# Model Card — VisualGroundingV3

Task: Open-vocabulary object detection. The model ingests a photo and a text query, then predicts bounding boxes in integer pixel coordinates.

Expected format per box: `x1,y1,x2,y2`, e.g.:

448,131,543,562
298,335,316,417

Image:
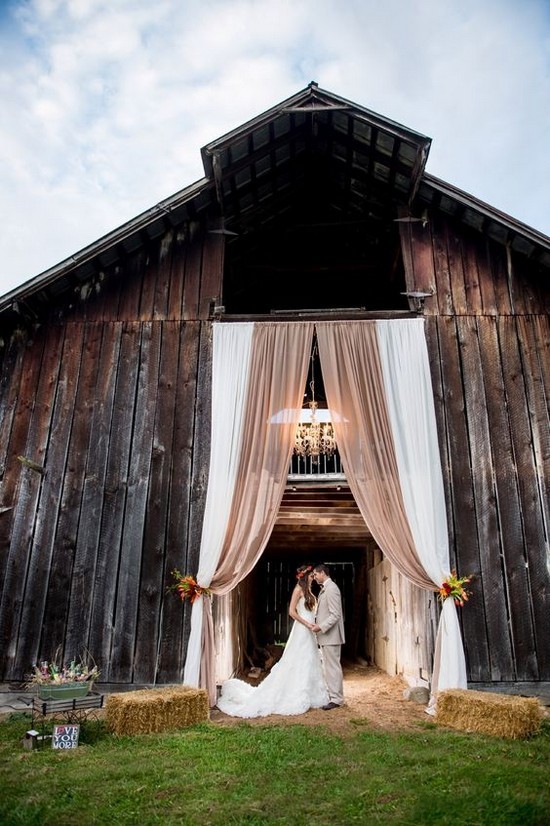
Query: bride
216,565,329,717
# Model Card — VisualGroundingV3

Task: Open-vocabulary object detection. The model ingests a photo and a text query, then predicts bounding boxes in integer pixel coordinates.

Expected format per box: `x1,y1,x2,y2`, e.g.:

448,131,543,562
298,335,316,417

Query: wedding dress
216,597,329,717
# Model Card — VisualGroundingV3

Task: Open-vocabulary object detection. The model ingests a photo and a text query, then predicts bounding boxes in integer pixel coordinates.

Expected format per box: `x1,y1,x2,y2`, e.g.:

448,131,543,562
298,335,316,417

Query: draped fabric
315,321,430,588
376,319,466,707
183,322,314,704
183,323,253,689
183,317,466,711
316,319,466,709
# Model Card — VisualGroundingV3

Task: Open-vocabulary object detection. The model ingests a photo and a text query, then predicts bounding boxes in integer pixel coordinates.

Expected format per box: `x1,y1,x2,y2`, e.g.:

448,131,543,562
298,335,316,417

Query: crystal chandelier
294,344,336,460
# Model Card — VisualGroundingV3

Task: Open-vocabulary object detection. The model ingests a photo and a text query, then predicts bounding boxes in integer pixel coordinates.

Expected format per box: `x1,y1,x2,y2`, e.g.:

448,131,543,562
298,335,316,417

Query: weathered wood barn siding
401,213,550,686
1,205,548,691
0,227,222,684
0,82,549,694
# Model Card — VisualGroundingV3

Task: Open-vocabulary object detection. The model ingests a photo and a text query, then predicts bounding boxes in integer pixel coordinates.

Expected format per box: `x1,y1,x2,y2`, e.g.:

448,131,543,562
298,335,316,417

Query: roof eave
418,173,550,258
0,176,214,312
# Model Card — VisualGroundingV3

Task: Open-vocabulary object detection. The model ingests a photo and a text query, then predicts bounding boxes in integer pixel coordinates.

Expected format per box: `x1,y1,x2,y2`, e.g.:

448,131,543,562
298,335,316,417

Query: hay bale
105,685,209,735
436,688,543,739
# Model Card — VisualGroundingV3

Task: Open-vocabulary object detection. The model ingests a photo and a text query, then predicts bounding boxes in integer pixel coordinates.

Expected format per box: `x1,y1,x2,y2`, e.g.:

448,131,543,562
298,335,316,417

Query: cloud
0,0,548,296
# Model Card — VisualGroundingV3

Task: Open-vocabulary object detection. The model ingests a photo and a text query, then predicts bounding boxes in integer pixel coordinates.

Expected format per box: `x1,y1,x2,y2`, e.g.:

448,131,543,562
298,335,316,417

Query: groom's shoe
322,702,340,710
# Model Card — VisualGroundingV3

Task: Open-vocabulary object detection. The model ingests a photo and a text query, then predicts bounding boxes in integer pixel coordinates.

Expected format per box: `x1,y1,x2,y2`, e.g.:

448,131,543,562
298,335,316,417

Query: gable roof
1,82,549,322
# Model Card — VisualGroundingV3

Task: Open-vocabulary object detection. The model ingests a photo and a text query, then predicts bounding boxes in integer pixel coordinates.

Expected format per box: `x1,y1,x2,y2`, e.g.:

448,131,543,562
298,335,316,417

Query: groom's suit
315,577,345,705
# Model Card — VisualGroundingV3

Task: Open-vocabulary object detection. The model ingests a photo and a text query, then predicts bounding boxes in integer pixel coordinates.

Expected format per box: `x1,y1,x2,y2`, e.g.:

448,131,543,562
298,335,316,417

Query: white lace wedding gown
216,597,329,717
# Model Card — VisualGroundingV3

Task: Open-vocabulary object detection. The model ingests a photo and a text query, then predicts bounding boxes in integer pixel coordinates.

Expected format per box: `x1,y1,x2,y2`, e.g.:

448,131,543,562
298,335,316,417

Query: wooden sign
52,724,80,749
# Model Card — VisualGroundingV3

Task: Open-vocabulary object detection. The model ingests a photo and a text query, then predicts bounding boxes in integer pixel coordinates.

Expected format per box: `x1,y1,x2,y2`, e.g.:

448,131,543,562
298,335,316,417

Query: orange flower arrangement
439,571,473,607
169,570,212,603
296,565,312,580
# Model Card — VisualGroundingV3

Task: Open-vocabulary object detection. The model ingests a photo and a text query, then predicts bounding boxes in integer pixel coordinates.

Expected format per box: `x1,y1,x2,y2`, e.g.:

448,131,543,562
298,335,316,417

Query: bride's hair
296,565,316,611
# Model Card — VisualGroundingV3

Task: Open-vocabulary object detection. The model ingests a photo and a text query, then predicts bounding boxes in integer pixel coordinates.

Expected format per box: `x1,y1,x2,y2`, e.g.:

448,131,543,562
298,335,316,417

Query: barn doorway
225,535,436,689
234,552,362,675
207,325,440,696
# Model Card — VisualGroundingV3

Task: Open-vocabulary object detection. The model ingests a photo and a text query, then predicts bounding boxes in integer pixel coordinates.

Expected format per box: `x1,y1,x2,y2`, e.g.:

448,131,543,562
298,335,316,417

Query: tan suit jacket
315,578,345,645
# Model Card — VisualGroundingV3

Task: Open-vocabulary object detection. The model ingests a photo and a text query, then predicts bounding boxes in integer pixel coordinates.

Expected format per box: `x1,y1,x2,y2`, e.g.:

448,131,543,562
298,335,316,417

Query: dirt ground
209,663,432,735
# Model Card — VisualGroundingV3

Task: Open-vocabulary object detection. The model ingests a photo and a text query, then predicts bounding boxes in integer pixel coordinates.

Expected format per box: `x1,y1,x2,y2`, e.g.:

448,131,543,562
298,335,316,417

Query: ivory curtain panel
183,319,466,709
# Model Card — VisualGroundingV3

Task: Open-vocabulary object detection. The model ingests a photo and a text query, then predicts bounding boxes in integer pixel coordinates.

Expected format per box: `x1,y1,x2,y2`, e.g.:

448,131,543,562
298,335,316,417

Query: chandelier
294,344,336,460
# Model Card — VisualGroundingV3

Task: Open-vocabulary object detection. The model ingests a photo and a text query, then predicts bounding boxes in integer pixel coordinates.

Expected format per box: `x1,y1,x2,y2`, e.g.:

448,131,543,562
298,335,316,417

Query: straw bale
105,685,209,735
436,688,543,739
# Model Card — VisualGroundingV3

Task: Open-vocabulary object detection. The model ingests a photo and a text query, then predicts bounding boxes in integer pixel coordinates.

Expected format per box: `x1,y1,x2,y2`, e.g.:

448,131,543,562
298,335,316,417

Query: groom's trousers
320,644,344,705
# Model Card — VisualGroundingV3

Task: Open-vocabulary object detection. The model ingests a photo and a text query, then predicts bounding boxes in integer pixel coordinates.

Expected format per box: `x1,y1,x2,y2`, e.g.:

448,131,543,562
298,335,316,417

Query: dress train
216,597,329,717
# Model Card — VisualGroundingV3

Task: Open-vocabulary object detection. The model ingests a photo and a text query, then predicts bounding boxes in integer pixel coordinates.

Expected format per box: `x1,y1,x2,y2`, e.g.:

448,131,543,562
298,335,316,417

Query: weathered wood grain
480,316,537,678
133,321,180,684
437,316,490,681
1,324,66,679
109,321,161,682
501,316,550,677
65,322,123,659
45,322,103,657
88,322,142,682
156,321,201,683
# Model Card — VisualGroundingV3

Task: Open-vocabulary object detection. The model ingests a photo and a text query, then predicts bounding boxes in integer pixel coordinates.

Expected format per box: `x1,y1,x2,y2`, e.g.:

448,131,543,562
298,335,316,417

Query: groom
311,563,345,710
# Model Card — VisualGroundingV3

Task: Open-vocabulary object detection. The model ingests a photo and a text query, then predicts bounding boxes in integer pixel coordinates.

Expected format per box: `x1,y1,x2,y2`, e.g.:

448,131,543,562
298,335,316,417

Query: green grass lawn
0,712,548,825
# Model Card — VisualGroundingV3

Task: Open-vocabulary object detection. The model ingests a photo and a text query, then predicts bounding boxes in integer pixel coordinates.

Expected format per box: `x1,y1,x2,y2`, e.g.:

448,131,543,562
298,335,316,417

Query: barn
0,83,549,704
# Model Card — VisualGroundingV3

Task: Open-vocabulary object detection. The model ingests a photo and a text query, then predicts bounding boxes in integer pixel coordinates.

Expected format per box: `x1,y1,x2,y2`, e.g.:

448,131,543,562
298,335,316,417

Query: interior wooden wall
367,558,436,686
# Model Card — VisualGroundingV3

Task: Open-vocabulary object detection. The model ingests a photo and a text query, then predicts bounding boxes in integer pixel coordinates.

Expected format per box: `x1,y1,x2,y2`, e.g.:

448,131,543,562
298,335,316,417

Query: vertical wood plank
501,316,550,677
0,331,48,678
182,230,203,321
489,241,513,316
199,231,224,318
17,322,85,674
0,337,26,481
479,317,537,678
117,250,146,321
458,316,514,679
138,245,158,321
437,316,491,680
400,217,437,313
156,321,201,682
167,229,187,320
153,232,175,320
461,232,483,314
65,322,123,658
0,337,30,596
431,216,453,316
445,221,468,315
475,236,498,315
187,321,213,574
133,321,180,683
83,263,123,323
45,322,104,656
0,324,66,678
110,321,161,681
88,322,141,681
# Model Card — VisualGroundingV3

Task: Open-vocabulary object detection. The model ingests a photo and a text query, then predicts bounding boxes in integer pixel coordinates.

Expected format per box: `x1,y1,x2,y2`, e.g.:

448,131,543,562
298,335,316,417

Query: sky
0,0,549,298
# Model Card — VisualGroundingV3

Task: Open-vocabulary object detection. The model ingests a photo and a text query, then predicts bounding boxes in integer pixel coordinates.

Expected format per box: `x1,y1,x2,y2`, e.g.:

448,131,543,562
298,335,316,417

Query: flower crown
296,565,313,580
